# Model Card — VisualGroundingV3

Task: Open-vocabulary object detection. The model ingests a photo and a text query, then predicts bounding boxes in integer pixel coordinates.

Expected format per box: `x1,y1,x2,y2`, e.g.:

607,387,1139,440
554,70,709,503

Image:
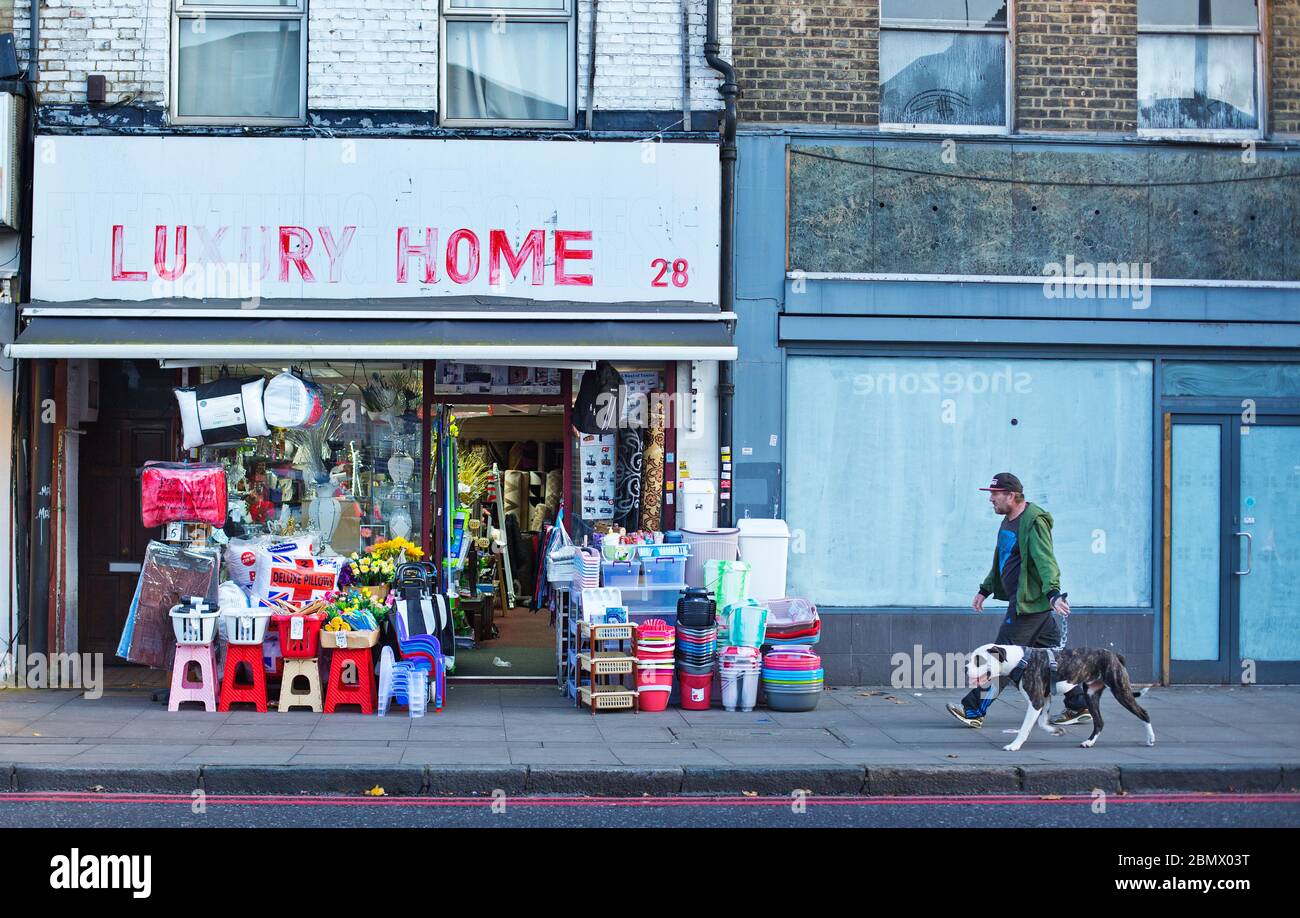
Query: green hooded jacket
978,502,1062,615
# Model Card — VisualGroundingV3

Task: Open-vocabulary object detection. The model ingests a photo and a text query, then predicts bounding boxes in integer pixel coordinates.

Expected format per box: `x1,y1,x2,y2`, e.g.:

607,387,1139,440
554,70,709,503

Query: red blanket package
140,462,227,528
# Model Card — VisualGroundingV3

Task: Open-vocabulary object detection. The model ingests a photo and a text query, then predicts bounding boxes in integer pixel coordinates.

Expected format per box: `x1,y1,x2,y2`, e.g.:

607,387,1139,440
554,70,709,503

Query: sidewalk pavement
1,683,1297,796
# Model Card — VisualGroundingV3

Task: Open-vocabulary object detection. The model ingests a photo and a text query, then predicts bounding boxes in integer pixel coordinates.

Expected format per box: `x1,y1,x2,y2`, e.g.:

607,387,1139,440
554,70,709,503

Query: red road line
1,792,1298,807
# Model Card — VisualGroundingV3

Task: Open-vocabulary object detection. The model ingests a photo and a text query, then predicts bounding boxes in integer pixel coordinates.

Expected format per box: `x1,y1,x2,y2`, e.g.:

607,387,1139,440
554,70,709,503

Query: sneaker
946,703,983,728
1049,709,1093,727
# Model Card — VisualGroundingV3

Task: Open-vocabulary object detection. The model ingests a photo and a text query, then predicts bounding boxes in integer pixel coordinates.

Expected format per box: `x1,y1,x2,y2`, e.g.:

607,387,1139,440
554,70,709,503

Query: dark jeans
960,608,1087,716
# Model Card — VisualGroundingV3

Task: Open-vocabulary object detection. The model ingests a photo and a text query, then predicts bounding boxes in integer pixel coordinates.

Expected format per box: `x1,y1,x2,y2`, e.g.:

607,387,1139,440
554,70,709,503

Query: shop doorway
438,401,568,679
1167,413,1300,683
78,360,179,659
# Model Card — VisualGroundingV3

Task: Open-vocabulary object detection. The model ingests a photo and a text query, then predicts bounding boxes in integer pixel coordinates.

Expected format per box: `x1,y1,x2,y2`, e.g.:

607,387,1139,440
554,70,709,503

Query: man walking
946,473,1091,727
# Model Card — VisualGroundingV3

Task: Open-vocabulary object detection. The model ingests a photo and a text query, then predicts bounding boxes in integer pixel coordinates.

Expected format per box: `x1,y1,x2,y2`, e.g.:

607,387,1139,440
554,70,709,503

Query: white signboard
32,136,720,305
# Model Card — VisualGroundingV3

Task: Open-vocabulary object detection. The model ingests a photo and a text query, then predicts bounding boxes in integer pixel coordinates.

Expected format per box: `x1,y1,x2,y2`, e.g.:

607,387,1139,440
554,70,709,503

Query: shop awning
4,315,737,361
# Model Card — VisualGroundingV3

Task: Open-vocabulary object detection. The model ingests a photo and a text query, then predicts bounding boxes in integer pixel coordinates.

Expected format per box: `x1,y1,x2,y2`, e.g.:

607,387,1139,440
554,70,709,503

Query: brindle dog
967,643,1155,751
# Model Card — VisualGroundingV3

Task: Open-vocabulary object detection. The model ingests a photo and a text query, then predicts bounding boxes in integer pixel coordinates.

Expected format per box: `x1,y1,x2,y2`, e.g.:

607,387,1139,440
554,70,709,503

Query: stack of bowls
676,622,718,710
761,647,824,712
635,618,676,712
718,646,763,712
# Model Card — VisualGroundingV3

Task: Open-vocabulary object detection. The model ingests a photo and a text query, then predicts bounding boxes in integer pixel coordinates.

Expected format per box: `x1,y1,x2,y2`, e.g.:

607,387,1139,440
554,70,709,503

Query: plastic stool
377,646,428,718
169,644,218,712
218,643,268,712
325,647,376,714
278,658,323,713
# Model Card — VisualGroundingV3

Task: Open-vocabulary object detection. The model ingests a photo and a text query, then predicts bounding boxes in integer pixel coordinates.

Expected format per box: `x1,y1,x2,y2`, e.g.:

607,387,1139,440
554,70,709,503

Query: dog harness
1008,649,1058,695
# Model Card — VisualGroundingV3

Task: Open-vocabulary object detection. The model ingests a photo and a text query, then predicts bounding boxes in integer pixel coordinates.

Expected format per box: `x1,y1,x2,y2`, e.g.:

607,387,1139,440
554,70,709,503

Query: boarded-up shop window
784,357,1154,609
1138,0,1261,133
879,1,1009,130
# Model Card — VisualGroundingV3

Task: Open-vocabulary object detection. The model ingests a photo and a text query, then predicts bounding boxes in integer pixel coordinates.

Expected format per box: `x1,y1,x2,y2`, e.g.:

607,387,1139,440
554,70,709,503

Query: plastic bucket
721,669,761,712
705,560,751,613
682,529,739,588
677,669,713,710
637,684,672,712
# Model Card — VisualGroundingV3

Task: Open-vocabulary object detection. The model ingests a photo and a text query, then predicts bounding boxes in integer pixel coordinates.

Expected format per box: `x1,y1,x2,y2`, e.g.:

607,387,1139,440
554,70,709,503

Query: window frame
170,0,309,127
878,2,1014,136
438,0,578,129
1136,0,1265,141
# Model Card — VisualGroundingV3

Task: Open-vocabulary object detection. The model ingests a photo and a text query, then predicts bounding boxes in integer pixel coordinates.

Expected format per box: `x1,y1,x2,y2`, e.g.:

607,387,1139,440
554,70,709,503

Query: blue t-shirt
997,513,1023,613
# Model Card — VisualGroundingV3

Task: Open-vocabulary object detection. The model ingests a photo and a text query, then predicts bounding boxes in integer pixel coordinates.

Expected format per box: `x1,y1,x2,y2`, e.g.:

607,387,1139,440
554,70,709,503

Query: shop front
731,131,1300,686
8,134,736,687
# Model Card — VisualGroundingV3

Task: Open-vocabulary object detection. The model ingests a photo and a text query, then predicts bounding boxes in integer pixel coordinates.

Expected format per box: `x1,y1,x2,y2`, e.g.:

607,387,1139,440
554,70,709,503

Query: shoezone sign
32,136,720,305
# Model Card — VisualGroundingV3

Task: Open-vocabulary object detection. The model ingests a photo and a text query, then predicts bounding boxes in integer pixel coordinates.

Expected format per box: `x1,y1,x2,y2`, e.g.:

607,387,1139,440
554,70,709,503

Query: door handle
1234,531,1252,576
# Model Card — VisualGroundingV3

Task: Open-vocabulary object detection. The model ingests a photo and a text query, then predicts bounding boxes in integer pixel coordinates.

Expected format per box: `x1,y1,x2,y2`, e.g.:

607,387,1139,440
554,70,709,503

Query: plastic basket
169,604,220,646
273,612,326,659
633,542,692,560
221,607,273,646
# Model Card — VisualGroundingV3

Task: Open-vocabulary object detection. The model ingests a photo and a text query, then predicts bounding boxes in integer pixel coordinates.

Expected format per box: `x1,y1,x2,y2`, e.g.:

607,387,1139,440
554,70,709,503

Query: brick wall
1273,0,1300,135
733,0,878,124
1015,1,1137,132
17,0,728,114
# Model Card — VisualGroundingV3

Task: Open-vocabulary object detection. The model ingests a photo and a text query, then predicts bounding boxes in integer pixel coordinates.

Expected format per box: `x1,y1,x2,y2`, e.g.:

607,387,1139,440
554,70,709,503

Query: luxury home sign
31,136,720,305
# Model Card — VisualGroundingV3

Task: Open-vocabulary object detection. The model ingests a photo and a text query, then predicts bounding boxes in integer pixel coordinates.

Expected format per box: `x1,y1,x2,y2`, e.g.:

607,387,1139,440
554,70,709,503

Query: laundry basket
682,528,739,588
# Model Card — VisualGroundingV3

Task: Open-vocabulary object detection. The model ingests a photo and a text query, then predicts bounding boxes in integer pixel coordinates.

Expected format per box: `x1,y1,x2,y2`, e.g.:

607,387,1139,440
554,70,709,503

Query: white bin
737,518,791,602
680,479,716,531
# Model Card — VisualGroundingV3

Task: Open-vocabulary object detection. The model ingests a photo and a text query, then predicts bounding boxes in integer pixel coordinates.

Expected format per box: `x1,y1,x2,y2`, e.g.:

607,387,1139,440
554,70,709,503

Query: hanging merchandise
117,541,221,670
579,434,616,520
613,425,644,530
174,375,270,449
140,462,227,528
572,360,624,434
263,371,327,429
638,398,665,531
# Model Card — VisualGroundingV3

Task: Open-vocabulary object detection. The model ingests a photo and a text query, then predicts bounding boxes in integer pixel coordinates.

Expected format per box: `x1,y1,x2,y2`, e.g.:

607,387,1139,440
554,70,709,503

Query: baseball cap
979,472,1023,493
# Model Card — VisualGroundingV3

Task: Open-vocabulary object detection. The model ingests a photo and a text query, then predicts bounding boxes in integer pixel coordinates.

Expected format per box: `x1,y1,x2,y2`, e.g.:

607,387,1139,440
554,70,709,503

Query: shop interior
92,359,683,684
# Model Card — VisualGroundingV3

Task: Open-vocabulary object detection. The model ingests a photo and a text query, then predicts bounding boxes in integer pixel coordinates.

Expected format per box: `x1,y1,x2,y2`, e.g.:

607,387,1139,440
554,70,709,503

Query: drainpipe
705,0,737,527
585,0,599,132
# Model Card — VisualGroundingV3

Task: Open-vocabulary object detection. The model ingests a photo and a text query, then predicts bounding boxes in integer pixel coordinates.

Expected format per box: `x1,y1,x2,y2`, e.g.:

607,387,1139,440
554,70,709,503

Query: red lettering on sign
154,225,188,281
111,225,147,281
278,226,316,283
488,229,545,287
554,230,594,286
318,226,357,284
446,229,481,285
395,227,438,284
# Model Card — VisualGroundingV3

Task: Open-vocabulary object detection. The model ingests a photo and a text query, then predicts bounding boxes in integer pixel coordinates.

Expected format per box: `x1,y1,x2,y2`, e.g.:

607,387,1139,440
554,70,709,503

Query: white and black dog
966,643,1154,752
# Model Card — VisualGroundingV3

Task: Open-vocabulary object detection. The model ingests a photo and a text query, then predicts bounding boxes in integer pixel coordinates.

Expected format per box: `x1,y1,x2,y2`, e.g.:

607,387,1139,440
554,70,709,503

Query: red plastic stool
219,643,268,712
324,647,376,714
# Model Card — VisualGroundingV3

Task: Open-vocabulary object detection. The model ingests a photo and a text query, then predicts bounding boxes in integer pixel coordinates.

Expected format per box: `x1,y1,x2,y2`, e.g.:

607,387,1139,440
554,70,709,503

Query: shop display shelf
578,651,635,676
578,685,637,712
580,621,636,643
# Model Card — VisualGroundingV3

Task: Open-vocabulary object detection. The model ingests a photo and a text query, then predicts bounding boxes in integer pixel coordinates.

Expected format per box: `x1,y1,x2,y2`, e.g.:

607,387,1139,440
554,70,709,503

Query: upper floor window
879,1,1010,133
1138,0,1262,135
440,0,576,128
171,0,308,125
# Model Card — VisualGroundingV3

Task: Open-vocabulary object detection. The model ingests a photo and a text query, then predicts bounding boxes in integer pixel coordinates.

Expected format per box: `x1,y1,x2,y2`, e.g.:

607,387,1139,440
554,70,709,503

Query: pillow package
175,376,270,449
140,462,227,528
224,533,319,597
263,371,327,429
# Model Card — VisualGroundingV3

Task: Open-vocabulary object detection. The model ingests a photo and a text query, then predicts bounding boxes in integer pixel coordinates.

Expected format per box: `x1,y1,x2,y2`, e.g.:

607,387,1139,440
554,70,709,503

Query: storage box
643,556,687,587
602,560,641,589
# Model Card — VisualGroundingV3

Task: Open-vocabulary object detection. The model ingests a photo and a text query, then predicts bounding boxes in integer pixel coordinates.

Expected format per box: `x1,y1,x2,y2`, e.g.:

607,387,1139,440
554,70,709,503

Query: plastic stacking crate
579,685,637,712
273,612,326,658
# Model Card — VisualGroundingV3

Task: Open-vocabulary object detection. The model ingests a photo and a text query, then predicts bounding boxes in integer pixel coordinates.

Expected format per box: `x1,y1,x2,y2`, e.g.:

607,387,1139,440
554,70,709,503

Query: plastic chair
390,609,445,713
377,645,429,718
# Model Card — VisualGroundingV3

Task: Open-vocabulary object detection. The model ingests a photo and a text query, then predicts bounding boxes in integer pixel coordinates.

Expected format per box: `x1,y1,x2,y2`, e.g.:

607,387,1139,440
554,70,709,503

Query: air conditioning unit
0,92,22,230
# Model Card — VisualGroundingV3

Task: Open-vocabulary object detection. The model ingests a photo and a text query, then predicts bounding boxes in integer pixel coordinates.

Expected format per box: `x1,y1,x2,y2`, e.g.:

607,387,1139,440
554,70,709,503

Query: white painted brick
24,0,729,116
